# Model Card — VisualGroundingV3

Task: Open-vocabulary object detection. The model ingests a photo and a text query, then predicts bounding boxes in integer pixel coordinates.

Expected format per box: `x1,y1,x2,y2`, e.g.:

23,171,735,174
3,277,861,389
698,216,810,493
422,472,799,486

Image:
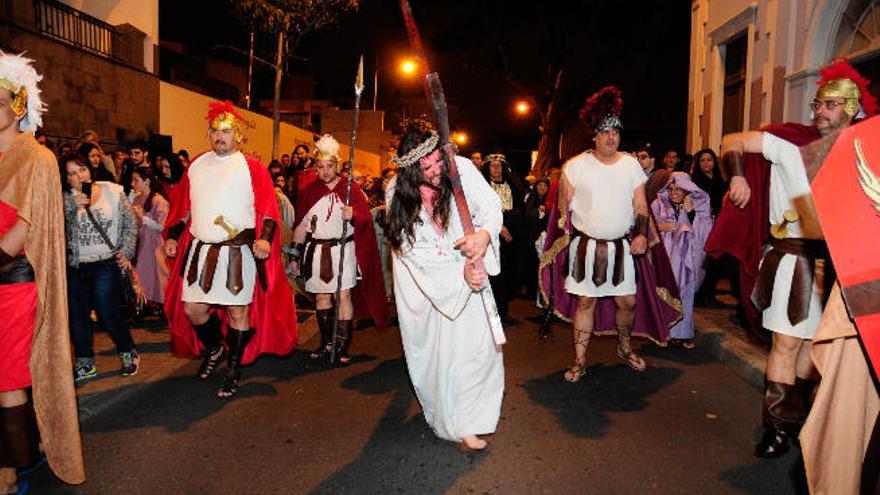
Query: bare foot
459,434,488,451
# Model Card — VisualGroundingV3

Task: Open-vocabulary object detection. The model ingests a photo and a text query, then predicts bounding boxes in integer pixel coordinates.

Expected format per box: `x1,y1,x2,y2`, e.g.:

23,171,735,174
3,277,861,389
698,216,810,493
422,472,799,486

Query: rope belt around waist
752,237,833,327
304,235,354,284
0,254,35,285
186,228,261,295
571,229,626,287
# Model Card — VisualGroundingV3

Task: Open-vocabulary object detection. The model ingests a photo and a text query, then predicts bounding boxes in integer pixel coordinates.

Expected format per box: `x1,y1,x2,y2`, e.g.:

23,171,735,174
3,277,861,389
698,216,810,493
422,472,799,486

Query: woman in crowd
60,154,139,381
651,172,713,348
523,177,550,301
130,166,170,313
690,148,730,308
77,142,115,182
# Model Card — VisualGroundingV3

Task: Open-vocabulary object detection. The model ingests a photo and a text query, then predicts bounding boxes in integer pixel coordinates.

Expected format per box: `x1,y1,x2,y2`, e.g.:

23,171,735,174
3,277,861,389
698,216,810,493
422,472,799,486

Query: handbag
83,205,144,312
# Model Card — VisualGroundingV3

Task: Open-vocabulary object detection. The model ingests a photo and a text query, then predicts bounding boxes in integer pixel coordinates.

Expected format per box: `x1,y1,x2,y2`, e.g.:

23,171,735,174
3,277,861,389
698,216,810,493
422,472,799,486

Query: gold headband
816,78,861,116
0,78,27,118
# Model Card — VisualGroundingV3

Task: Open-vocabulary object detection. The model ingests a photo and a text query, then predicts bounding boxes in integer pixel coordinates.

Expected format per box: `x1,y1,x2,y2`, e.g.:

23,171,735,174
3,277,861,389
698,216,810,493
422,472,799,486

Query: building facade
688,0,880,152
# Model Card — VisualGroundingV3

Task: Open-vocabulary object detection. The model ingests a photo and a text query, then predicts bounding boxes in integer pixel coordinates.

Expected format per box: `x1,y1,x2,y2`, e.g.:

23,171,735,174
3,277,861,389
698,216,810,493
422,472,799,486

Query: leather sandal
564,360,587,383
617,346,646,372
197,346,226,380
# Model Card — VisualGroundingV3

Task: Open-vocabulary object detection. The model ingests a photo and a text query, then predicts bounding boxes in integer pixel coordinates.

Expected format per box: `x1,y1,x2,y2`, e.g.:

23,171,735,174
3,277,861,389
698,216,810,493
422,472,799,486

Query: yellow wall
159,82,381,175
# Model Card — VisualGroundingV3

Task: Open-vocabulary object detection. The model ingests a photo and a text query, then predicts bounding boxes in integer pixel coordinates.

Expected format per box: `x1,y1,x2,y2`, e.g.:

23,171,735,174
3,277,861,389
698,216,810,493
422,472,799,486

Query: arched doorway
832,0,880,99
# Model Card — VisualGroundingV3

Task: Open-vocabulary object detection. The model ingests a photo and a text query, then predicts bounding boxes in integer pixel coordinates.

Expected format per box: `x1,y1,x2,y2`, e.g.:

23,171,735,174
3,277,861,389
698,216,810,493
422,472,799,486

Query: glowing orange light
452,131,468,145
515,100,530,114
400,60,417,75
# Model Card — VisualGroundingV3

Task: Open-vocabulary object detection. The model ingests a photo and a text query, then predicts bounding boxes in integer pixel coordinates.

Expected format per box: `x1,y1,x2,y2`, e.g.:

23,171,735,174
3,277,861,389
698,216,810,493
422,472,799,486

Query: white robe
387,156,505,441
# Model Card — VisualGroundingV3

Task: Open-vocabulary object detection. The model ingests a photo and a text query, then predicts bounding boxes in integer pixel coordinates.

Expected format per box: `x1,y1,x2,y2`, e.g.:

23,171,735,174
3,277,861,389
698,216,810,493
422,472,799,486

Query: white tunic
182,151,257,306
760,133,826,338
388,156,505,442
562,152,647,297
300,190,357,293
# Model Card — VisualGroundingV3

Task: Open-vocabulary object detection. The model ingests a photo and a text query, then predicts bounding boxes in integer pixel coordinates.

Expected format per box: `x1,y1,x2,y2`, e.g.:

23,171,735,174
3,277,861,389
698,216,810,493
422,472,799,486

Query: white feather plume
0,51,45,131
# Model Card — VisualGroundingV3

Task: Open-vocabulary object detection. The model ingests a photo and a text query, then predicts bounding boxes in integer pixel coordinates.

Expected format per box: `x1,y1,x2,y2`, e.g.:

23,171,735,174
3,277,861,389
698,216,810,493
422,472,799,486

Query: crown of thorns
391,130,439,167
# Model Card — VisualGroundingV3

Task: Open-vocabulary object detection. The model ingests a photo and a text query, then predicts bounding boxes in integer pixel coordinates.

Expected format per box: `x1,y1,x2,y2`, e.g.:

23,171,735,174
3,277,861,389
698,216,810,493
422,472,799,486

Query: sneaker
120,350,139,377
74,359,97,382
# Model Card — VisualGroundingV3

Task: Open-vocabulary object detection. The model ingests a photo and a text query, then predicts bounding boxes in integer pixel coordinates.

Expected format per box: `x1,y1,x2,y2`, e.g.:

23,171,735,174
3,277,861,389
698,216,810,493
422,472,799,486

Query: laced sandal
564,361,587,383
217,371,239,399
617,346,647,372
197,346,226,380
308,344,332,361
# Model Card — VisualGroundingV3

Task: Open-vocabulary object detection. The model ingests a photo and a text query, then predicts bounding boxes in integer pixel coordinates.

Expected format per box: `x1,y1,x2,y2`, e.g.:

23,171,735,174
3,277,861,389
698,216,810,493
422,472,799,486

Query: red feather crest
206,100,245,124
817,58,879,117
579,86,624,133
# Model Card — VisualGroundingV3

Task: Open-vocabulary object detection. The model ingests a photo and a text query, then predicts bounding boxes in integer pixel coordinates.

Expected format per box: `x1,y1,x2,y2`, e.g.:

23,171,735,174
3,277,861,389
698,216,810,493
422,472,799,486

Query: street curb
75,314,319,424
693,309,767,391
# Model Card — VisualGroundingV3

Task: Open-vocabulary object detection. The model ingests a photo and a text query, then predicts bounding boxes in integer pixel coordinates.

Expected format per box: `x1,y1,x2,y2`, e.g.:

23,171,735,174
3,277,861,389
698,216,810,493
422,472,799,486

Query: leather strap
200,245,221,293
303,235,355,285
259,218,277,244
320,243,334,283
227,245,244,295
187,241,204,286
841,279,880,318
593,239,608,287
634,214,649,238
572,229,626,287
166,220,186,241
751,237,831,326
0,254,35,285
0,247,14,266
720,150,745,181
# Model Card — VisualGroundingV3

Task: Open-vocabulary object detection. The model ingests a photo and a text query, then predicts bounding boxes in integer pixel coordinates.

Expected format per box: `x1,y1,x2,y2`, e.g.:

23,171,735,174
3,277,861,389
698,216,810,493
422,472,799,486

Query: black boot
218,328,255,399
309,309,334,361
755,380,798,457
0,399,41,468
193,314,225,380
793,377,817,422
331,320,353,365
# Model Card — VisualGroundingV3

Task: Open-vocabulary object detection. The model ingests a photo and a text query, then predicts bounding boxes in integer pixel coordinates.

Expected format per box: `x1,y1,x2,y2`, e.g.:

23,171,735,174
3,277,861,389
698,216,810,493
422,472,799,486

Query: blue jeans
68,258,135,358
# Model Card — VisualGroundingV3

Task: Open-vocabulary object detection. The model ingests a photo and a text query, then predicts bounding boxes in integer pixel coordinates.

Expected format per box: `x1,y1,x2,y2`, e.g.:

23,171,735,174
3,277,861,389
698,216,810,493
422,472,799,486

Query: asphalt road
28,298,806,494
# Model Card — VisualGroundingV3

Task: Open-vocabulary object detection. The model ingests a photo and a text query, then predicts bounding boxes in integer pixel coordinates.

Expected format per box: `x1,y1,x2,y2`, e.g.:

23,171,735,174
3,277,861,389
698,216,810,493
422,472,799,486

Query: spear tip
355,54,365,93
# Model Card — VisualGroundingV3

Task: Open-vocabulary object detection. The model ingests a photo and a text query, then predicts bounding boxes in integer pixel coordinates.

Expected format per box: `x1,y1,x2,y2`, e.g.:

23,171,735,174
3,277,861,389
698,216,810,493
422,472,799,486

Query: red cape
704,123,821,340
163,152,298,365
295,176,387,329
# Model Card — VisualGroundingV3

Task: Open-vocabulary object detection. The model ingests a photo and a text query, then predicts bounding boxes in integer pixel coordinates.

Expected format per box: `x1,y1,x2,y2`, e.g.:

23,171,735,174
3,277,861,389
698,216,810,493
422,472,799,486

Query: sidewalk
74,310,318,423
692,294,768,391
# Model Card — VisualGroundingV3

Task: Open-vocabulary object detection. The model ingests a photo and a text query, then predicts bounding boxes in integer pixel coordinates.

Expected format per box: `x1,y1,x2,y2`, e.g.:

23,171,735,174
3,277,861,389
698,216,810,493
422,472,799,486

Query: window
722,33,748,135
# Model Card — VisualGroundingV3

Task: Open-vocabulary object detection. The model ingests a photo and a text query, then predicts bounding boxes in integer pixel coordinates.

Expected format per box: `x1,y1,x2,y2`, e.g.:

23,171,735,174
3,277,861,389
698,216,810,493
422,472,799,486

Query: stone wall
0,13,159,148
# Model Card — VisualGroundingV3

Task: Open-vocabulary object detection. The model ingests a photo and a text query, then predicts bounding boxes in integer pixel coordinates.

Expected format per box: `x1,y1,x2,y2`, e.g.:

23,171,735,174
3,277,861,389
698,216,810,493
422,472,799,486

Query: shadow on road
638,342,719,366
309,358,487,494
524,364,683,438
719,448,808,494
79,352,326,434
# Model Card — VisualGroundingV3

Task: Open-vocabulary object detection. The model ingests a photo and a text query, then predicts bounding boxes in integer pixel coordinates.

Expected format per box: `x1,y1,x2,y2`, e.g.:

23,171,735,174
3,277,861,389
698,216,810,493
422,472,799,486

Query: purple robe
133,192,170,304
651,172,713,340
539,179,682,344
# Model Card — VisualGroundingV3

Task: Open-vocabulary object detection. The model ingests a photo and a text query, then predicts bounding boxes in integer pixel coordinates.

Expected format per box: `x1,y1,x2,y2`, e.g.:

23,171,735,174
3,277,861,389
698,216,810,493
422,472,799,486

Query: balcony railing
33,0,119,60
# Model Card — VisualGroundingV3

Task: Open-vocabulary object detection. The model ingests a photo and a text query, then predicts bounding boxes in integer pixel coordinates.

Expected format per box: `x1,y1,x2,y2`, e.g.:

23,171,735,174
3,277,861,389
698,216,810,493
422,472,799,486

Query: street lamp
373,57,419,111
514,100,530,115
452,131,468,146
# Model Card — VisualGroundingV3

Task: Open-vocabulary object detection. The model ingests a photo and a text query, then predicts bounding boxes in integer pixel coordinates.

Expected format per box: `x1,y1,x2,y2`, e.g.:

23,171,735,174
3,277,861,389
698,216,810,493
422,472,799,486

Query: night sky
161,0,691,159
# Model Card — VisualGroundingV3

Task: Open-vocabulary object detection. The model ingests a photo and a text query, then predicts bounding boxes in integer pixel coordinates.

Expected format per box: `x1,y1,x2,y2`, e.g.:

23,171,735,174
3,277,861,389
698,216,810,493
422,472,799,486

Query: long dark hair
385,119,452,251
131,166,164,213
692,148,722,181
59,153,88,193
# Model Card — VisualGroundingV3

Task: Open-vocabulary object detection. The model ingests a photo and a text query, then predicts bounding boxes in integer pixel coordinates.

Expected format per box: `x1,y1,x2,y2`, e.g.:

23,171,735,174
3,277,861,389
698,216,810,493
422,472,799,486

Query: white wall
61,0,158,72
159,82,381,173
